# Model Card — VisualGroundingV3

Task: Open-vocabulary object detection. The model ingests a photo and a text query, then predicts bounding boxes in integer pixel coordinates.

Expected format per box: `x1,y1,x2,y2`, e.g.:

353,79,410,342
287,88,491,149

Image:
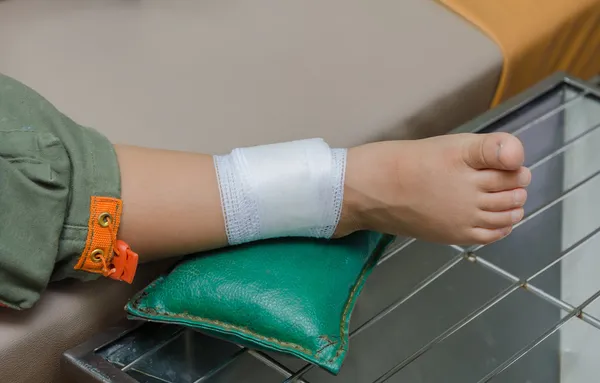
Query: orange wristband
74,196,139,284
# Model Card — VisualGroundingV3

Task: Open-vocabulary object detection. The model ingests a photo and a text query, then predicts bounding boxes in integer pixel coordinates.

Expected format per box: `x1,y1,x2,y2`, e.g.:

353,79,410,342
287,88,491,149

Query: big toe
463,132,525,171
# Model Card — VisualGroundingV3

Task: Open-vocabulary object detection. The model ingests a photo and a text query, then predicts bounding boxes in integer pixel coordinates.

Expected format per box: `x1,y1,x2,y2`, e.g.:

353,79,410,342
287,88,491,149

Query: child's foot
336,132,530,245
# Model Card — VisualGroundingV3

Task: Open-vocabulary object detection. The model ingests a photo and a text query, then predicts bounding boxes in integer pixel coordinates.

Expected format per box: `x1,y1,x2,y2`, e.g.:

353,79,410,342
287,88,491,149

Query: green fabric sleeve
0,132,70,309
0,73,121,309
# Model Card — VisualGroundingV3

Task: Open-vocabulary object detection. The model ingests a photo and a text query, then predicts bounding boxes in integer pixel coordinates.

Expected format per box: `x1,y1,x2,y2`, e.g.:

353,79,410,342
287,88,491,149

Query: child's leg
0,71,530,310
114,132,530,264
115,145,228,262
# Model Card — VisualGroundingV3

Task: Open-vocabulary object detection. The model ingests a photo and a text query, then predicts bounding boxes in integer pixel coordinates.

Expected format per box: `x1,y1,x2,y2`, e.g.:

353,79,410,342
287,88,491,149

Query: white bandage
214,138,347,245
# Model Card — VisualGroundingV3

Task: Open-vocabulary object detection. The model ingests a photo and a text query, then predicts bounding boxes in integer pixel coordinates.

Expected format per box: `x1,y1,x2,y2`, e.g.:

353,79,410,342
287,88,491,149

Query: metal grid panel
65,74,600,383
278,76,600,383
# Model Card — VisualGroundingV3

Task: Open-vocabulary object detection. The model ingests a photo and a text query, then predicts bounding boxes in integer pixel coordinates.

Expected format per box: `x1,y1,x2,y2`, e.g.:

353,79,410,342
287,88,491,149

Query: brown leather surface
0,0,502,382
0,261,175,383
0,0,501,151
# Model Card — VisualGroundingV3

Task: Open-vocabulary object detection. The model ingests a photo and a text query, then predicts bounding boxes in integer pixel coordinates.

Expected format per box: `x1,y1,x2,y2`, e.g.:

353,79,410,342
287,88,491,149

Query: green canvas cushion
125,231,393,374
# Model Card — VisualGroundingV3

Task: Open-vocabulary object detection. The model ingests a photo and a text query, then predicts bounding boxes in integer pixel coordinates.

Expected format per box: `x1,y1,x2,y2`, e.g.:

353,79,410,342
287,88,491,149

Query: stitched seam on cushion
311,250,378,360
131,235,391,365
134,259,367,362
330,256,374,361
140,310,312,354
131,286,314,355
315,335,340,356
327,235,392,363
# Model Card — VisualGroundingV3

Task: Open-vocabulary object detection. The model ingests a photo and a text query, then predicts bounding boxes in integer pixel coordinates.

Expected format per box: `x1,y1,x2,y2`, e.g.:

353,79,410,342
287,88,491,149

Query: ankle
333,145,383,237
333,183,367,237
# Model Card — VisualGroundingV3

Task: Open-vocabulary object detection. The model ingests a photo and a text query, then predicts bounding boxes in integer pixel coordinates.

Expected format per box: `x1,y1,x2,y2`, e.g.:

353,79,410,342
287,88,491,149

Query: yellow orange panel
438,0,600,106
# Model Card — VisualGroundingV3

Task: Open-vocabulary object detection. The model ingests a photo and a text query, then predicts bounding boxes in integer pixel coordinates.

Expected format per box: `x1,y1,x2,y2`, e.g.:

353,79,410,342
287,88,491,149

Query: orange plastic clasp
108,240,139,284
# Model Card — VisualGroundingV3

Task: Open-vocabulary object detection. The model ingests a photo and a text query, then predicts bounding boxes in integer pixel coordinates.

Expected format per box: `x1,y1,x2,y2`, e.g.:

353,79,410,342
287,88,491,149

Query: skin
115,145,228,262
334,132,530,243
115,132,530,263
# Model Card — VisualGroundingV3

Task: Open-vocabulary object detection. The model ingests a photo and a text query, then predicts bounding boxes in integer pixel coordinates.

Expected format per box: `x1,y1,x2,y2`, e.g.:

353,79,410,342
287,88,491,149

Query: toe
469,226,513,244
476,208,524,229
462,132,525,171
476,167,531,192
478,188,528,211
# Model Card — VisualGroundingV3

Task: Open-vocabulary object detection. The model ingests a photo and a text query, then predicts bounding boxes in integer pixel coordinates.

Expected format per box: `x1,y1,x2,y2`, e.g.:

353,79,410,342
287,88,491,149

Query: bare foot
336,132,531,245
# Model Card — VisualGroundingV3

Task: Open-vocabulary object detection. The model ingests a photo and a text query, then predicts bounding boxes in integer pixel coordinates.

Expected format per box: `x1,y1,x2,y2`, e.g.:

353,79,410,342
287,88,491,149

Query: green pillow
125,231,393,374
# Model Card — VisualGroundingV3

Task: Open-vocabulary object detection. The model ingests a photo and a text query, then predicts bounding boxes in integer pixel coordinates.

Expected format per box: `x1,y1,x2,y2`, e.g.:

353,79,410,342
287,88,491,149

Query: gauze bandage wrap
214,138,347,245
